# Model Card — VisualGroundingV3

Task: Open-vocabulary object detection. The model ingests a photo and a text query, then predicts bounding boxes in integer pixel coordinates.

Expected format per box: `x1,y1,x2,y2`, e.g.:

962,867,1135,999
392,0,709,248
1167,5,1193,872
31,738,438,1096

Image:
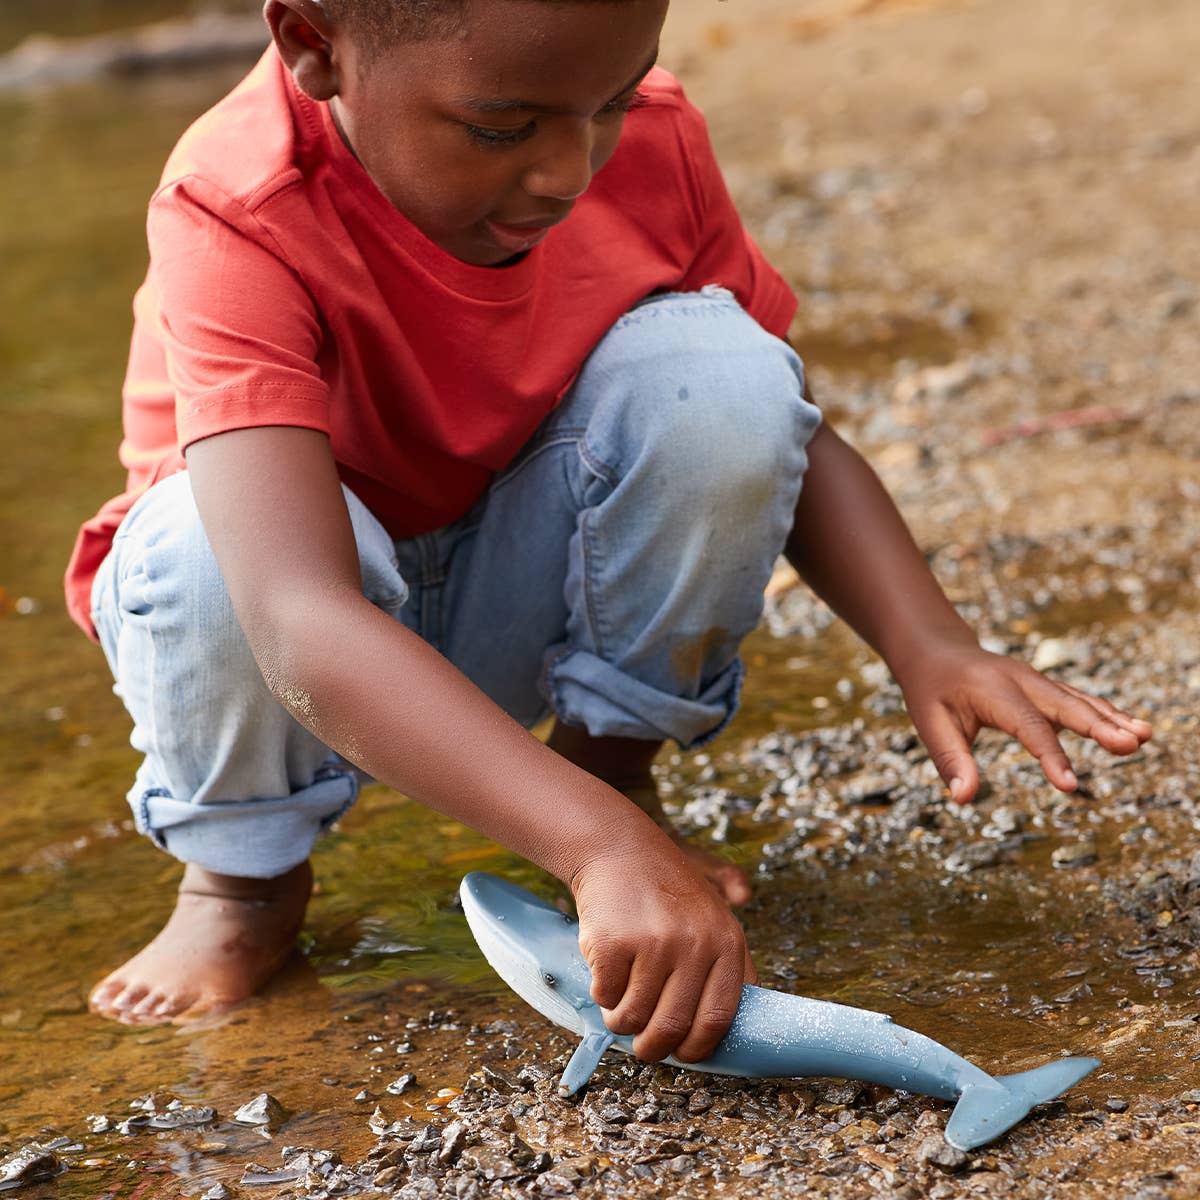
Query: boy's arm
186,424,752,1063
785,420,1152,802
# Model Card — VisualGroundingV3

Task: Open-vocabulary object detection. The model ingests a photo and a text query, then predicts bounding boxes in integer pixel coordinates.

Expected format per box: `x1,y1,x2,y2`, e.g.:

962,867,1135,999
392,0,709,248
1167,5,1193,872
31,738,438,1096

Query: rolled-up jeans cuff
544,649,743,750
129,766,359,879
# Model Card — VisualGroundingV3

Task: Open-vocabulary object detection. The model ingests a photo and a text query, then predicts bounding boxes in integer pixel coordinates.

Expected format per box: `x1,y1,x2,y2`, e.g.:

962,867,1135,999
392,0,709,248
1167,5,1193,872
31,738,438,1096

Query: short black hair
320,0,635,47
320,0,465,44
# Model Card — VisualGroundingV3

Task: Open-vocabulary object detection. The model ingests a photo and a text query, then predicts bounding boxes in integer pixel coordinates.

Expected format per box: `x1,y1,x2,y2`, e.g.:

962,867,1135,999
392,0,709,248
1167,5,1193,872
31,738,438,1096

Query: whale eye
542,972,557,988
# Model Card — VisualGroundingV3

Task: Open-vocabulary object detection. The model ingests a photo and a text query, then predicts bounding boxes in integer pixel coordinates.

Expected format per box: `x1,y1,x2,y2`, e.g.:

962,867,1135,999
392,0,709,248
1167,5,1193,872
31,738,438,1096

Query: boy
67,0,1150,1066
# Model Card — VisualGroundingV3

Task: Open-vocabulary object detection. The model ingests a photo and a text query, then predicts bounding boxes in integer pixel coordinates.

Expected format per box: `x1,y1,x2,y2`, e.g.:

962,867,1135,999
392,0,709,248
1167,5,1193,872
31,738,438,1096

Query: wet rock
944,842,1002,873
462,1148,522,1180
1105,1097,1130,1112
85,1113,113,1133
438,1121,469,1165
146,1101,218,1129
281,1145,340,1176
1032,637,1088,672
387,1073,418,1096
687,1089,715,1114
233,1093,289,1130
199,1185,232,1200
0,1144,63,1187
916,1134,969,1171
373,1165,403,1188
240,1162,302,1186
1053,839,1098,869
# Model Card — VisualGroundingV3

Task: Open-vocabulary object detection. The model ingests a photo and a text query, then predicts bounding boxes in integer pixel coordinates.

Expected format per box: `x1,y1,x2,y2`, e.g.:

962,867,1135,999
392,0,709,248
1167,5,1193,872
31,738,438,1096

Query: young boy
67,0,1150,1065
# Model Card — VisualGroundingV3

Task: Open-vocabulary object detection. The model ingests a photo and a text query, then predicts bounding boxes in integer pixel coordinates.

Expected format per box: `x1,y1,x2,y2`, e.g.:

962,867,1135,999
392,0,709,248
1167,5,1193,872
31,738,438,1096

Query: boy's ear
263,0,341,101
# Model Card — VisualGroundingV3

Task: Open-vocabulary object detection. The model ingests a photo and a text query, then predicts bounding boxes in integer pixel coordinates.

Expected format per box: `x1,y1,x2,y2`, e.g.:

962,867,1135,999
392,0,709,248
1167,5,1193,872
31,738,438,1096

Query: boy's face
279,0,669,267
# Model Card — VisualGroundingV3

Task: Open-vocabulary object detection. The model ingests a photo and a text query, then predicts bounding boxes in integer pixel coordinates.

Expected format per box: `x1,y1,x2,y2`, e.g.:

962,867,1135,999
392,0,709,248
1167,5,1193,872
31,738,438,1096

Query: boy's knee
113,473,408,630
116,473,239,638
586,290,821,508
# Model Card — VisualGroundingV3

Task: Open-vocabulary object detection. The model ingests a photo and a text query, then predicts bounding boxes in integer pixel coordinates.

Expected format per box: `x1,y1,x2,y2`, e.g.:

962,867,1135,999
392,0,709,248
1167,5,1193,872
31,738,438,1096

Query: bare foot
89,860,313,1026
622,786,753,907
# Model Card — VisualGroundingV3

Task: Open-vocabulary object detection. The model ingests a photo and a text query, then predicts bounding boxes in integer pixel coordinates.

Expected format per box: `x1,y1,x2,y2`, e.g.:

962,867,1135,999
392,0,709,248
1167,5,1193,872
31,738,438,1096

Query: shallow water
2,7,1199,1197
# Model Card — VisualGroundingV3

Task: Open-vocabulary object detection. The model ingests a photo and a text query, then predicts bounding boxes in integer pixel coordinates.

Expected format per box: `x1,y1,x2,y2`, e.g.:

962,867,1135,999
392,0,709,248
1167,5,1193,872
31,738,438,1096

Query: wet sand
2,0,1199,1195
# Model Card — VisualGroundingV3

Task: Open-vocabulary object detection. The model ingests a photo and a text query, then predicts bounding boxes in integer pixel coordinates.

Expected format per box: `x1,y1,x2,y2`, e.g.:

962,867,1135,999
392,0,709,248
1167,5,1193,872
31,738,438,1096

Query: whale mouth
459,873,587,1035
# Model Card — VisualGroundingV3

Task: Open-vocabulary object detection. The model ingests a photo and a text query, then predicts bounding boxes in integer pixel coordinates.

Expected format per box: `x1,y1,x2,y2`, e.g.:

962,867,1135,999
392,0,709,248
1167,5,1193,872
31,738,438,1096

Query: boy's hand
571,849,755,1064
892,636,1152,804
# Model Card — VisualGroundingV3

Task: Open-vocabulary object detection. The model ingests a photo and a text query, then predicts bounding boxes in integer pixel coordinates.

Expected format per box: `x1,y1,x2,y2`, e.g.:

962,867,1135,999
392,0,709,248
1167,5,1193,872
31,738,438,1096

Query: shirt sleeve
673,99,798,338
146,176,331,451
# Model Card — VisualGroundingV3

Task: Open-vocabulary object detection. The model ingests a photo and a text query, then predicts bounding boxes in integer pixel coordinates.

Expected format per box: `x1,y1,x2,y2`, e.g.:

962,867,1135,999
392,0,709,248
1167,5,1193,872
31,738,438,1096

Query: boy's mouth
483,213,569,254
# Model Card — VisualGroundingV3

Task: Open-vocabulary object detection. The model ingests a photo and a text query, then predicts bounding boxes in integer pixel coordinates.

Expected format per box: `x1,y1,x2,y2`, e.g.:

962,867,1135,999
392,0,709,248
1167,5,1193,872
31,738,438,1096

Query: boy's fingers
585,939,634,1011
1055,681,1153,740
1033,681,1142,754
630,962,713,1062
601,953,670,1039
671,952,746,1064
996,689,1078,791
914,704,979,803
744,942,758,986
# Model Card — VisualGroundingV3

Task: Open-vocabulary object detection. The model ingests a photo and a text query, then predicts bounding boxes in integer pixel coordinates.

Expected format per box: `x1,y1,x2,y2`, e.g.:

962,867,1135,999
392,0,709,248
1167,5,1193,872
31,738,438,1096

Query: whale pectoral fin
558,1032,617,1097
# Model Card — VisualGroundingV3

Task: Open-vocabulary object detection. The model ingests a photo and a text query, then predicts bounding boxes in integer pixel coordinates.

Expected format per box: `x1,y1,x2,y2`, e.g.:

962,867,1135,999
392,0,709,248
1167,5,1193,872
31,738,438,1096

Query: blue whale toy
460,872,1099,1150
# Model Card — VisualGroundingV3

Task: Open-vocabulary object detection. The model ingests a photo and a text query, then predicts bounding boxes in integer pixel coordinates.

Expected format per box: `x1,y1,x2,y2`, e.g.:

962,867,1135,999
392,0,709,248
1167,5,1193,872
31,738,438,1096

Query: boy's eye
465,122,536,148
599,87,650,117
463,89,649,149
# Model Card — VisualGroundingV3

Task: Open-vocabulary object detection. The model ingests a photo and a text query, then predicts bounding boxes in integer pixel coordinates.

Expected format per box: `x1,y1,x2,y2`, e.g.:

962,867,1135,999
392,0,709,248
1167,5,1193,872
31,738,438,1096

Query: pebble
0,1144,63,1187
916,1134,969,1172
1053,839,1099,869
387,1073,418,1096
1031,637,1087,671
233,1093,289,1129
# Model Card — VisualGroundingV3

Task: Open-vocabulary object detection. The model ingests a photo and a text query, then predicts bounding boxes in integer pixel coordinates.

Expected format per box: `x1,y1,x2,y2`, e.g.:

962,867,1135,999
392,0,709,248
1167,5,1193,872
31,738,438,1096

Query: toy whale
459,873,1099,1150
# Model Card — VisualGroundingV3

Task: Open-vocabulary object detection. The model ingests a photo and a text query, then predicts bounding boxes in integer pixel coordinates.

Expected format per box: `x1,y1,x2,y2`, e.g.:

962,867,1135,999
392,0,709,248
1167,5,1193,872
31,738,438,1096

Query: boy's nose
522,124,595,202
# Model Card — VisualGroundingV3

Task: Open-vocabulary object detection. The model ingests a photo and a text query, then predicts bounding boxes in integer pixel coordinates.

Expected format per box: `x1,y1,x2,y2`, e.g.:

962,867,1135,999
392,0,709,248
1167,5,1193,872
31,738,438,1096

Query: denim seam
576,505,610,663
489,429,589,494
138,787,172,849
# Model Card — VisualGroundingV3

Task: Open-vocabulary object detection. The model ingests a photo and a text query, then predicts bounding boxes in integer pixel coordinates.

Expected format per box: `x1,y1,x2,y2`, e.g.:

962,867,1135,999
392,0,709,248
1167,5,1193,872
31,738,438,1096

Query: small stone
1178,1090,1200,1103
387,1074,418,1096
1032,637,1087,672
0,1144,63,1187
463,1149,522,1180
147,1103,217,1129
665,1155,696,1174
233,1093,289,1129
86,1114,113,1133
687,1090,714,1114
916,1134,969,1172
438,1121,469,1165
240,1162,302,1185
1052,839,1098,869
200,1185,232,1200
1105,1098,1129,1112
373,1166,402,1187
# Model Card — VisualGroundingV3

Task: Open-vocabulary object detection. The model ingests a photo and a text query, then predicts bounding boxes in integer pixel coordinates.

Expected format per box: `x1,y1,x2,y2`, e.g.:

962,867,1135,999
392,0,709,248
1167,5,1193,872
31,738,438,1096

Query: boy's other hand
893,637,1152,804
571,849,755,1064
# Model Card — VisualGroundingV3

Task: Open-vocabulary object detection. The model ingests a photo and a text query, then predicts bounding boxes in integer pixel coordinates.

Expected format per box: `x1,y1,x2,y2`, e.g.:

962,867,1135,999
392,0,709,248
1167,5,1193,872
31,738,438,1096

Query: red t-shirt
65,50,797,638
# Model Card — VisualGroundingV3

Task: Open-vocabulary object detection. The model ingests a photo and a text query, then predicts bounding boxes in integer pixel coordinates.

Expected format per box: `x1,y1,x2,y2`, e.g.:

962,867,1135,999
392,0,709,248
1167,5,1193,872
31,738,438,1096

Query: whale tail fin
944,1057,1100,1151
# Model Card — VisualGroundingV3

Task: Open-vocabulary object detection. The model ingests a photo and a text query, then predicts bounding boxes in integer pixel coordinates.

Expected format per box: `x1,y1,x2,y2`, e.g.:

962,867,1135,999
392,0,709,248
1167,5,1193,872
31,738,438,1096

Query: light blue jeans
91,289,822,878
